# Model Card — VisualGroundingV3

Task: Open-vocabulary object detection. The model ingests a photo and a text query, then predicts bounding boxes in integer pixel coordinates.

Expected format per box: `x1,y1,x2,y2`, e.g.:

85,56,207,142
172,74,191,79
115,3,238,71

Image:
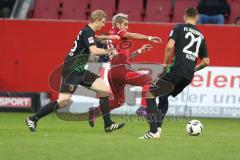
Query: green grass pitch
0,112,240,160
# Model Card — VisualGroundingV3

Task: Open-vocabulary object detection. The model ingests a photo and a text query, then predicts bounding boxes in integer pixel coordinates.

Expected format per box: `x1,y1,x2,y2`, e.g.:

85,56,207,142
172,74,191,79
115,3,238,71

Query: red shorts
107,64,152,109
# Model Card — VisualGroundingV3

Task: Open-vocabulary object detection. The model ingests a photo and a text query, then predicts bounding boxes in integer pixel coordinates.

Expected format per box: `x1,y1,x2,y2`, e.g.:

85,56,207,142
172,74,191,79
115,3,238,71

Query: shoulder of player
81,26,95,35
193,27,205,39
109,28,117,35
174,24,184,29
118,29,127,34
110,27,126,35
171,24,185,33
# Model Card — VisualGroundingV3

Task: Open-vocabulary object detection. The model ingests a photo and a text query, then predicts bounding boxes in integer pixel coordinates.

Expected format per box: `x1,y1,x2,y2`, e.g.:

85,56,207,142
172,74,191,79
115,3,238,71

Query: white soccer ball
186,120,203,136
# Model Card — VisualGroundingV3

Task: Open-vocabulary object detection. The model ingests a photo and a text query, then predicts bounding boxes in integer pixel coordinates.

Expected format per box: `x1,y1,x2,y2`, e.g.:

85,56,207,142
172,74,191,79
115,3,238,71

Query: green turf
0,112,240,160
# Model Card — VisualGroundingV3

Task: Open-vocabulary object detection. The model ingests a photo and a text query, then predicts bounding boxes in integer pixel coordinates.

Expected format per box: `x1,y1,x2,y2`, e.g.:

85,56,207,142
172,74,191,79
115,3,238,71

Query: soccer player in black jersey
139,7,210,139
25,10,125,133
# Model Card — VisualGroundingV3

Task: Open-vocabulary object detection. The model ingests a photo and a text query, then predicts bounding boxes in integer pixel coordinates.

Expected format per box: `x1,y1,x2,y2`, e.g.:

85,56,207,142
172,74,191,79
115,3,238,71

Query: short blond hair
90,10,107,23
112,13,128,26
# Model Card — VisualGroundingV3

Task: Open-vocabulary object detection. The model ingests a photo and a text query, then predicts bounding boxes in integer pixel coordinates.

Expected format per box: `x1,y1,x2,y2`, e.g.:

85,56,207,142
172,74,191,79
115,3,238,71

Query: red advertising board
0,19,239,99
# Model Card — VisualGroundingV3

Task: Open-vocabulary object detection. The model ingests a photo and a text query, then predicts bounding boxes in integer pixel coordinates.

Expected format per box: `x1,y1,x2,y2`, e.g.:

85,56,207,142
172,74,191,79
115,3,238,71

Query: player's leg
140,87,162,139
125,69,153,86
138,97,161,139
88,68,125,127
140,85,151,106
107,67,126,110
34,93,72,120
25,77,77,132
88,89,124,127
124,69,153,116
157,75,191,131
157,95,169,130
139,97,165,139
136,85,150,116
154,73,174,131
25,92,73,132
139,77,174,138
90,77,111,125
90,77,125,132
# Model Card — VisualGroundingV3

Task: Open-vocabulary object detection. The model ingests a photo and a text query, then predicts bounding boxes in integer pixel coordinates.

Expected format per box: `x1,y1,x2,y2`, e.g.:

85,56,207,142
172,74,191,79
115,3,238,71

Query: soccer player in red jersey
88,13,162,127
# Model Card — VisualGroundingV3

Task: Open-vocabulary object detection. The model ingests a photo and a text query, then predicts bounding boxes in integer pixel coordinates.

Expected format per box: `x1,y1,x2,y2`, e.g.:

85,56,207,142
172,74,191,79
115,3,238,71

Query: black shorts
59,70,100,94
150,72,191,97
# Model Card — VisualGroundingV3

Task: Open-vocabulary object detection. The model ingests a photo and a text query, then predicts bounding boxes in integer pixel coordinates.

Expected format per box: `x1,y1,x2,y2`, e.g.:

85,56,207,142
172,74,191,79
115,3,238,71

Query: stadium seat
90,0,115,21
118,0,143,22
227,0,240,24
33,0,62,19
60,0,90,20
171,0,198,23
144,0,171,23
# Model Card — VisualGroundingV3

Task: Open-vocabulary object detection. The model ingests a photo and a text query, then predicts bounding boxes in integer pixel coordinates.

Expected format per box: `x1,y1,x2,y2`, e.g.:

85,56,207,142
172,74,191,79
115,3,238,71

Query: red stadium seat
32,0,202,23
171,0,198,23
33,0,62,19
90,0,115,21
61,0,90,20
118,0,143,22
144,0,171,23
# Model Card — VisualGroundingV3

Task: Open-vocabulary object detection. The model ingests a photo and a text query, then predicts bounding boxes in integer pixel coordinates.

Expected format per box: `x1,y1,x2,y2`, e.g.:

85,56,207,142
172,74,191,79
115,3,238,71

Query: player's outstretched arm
96,35,120,41
130,44,153,59
89,45,115,56
195,58,210,72
124,32,162,43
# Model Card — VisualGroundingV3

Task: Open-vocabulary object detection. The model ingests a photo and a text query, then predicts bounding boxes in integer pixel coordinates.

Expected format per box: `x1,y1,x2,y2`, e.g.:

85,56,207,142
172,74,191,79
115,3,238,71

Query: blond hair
112,13,128,26
90,10,107,23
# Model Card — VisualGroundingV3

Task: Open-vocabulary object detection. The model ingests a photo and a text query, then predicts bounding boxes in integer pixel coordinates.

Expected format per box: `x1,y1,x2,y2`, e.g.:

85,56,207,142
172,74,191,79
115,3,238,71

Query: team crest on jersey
88,37,94,44
119,40,132,49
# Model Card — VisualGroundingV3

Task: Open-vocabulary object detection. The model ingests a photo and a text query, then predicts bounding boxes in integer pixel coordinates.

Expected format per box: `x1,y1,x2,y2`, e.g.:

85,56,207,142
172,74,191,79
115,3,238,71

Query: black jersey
63,25,96,73
166,23,208,80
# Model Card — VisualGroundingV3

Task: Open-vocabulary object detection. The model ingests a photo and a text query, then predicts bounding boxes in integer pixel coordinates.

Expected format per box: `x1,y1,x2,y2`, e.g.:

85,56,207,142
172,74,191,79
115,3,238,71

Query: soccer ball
186,120,203,136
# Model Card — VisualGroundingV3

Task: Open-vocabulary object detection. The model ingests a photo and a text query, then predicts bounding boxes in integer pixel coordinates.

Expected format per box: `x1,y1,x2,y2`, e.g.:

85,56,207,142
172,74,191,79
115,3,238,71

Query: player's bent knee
90,78,111,96
117,102,124,108
150,79,174,97
57,93,72,108
98,90,111,97
57,99,73,108
146,91,155,98
114,99,124,108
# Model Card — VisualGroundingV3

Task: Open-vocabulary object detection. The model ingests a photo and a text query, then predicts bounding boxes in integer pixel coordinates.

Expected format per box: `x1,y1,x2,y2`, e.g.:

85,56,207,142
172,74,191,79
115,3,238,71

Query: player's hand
109,49,118,59
149,36,162,43
139,44,153,53
108,35,120,40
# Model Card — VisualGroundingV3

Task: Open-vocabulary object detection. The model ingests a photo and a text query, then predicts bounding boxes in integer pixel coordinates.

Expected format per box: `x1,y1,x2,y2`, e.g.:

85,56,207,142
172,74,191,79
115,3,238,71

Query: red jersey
108,27,132,65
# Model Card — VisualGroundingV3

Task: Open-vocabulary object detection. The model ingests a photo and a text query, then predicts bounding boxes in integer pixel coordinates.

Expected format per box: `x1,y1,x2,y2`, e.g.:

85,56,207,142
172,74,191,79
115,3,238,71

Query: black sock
146,98,158,133
157,96,169,128
29,101,60,122
99,97,112,127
